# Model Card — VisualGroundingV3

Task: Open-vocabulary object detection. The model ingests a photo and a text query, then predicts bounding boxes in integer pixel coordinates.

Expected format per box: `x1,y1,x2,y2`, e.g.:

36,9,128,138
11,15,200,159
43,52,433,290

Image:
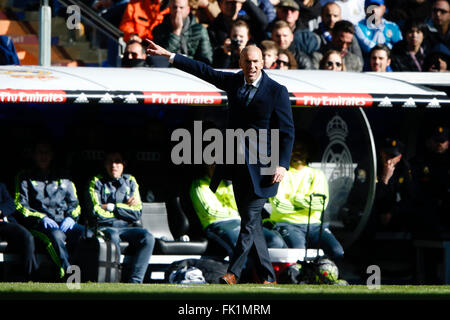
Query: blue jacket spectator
0,36,20,65
255,0,276,24
355,0,403,55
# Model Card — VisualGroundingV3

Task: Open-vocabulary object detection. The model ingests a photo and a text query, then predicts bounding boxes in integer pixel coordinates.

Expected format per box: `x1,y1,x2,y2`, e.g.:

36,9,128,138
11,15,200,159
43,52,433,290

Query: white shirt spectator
320,0,365,25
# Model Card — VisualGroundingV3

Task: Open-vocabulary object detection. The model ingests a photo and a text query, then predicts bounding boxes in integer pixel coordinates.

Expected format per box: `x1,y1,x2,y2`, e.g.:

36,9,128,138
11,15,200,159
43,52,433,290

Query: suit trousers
228,166,276,282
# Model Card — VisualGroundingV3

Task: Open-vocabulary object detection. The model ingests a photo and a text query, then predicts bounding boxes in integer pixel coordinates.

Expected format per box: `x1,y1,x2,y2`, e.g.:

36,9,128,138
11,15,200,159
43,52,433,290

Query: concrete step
2,5,107,66
63,43,107,64
0,19,28,35
14,43,70,65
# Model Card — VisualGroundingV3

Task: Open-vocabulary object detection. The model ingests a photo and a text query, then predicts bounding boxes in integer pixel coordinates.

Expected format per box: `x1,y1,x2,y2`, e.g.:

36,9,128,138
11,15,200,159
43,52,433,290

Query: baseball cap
278,0,300,11
365,0,384,8
380,138,404,157
430,126,449,143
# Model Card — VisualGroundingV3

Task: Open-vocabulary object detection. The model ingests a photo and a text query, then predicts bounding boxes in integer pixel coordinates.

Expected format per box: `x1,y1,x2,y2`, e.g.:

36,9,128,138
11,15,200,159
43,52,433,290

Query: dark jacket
172,54,295,198
15,169,81,225
391,40,427,72
208,0,268,51
153,12,213,65
373,159,417,231
288,41,313,70
88,173,142,227
0,35,20,65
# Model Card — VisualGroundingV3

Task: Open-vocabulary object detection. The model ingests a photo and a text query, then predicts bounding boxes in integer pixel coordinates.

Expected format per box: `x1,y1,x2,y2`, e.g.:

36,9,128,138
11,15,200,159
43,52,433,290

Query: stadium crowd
109,0,450,72
2,0,450,71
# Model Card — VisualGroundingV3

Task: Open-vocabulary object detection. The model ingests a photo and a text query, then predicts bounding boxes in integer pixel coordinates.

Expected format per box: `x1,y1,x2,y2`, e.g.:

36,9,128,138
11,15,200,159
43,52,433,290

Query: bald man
147,41,295,284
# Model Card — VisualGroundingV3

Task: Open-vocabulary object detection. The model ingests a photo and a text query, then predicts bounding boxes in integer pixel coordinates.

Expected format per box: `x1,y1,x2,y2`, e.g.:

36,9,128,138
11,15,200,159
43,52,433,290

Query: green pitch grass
0,282,449,300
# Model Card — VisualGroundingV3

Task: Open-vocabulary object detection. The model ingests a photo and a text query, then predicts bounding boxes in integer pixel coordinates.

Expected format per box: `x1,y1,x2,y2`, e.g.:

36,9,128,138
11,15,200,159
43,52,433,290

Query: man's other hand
271,166,286,184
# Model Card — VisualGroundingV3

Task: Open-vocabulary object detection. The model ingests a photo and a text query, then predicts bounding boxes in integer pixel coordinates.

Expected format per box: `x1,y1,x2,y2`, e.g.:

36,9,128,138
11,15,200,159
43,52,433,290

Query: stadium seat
140,202,208,255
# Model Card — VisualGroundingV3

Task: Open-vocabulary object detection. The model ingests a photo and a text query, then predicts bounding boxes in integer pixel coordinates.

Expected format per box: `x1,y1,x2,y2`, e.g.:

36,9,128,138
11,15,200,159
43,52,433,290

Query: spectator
258,0,277,24
271,20,314,69
277,48,298,69
320,0,366,25
423,42,450,71
411,125,449,238
312,20,363,71
427,0,450,51
267,0,301,33
260,39,279,69
266,137,344,261
121,40,150,67
91,0,130,28
313,2,363,60
88,149,154,283
368,43,392,71
190,0,222,26
266,1,320,55
15,140,88,280
391,20,429,71
0,182,37,281
384,0,432,27
208,0,268,51
153,0,213,65
314,1,340,45
355,0,403,58
0,36,20,65
213,19,252,68
319,49,346,70
119,0,170,42
298,0,323,31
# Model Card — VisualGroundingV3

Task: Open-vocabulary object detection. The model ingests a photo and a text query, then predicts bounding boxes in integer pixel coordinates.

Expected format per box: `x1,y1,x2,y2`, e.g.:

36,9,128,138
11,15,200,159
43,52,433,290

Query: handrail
55,0,123,42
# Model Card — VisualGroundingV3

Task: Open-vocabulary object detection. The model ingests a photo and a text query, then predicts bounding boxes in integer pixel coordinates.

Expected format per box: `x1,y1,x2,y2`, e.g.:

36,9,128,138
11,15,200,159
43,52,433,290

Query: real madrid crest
320,114,356,222
386,29,393,38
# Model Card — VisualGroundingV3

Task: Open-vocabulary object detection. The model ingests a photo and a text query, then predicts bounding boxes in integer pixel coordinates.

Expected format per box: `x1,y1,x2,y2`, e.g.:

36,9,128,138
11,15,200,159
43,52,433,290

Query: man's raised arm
145,39,174,61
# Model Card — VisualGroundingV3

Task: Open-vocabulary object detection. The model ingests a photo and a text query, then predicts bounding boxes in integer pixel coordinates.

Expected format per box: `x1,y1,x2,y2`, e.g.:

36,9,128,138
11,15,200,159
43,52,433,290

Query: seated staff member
88,149,154,283
267,138,344,261
15,140,87,280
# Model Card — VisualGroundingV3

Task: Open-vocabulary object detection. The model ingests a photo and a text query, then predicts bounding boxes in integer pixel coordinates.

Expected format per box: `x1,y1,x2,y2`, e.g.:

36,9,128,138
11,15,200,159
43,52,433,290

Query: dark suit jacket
173,54,295,198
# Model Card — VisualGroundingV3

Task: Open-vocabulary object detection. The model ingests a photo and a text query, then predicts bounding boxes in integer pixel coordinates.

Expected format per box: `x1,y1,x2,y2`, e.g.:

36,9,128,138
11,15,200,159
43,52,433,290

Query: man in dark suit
147,40,295,284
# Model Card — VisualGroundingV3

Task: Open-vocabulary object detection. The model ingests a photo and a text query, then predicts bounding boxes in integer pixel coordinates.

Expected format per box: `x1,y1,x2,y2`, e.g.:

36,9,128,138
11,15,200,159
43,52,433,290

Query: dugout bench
0,201,324,283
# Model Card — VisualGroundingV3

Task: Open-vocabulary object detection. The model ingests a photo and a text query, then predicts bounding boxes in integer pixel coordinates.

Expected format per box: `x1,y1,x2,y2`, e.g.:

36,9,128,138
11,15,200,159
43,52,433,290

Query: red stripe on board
292,93,373,107
0,89,66,103
143,91,223,105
